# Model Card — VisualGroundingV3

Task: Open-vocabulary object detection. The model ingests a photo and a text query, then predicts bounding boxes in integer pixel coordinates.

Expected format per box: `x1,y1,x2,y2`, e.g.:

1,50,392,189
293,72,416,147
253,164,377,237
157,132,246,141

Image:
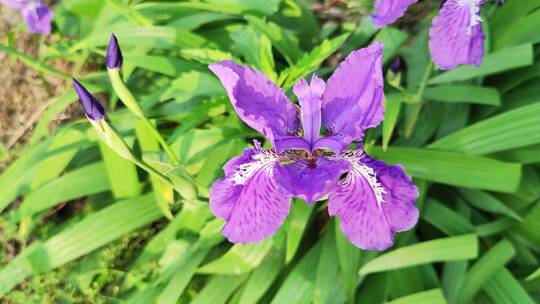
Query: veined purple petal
322,42,385,145
275,157,349,204
294,74,325,146
371,0,418,28
328,151,419,250
210,146,292,243
209,61,299,145
72,78,105,121
20,1,53,34
429,0,485,70
106,34,123,70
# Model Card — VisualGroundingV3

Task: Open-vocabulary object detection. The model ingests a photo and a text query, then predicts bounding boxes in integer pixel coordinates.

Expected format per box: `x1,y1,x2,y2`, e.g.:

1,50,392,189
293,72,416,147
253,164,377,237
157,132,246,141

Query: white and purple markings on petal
453,0,484,35
338,150,387,207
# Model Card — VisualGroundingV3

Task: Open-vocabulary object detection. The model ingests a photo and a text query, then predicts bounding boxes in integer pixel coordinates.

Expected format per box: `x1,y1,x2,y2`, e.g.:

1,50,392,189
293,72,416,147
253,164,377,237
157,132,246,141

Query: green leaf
382,94,403,150
484,269,535,304
0,194,162,296
15,162,110,220
0,43,69,79
278,33,350,88
369,146,521,193
429,102,540,155
197,239,273,274
459,189,522,221
191,275,248,304
456,240,516,304
98,142,141,199
422,199,475,236
359,234,478,276
271,242,322,304
423,85,500,105
70,26,209,51
428,44,533,84
387,289,446,304
286,199,314,263
246,16,302,65
373,27,408,65
493,10,540,50
238,249,285,304
124,55,202,77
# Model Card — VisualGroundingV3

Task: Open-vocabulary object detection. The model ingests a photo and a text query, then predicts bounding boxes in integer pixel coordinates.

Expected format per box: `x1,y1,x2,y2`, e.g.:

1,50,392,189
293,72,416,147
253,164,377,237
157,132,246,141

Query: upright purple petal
209,61,299,145
429,0,485,70
294,75,325,146
328,151,419,250
371,0,418,28
322,42,385,145
210,146,292,243
275,157,348,204
20,2,53,34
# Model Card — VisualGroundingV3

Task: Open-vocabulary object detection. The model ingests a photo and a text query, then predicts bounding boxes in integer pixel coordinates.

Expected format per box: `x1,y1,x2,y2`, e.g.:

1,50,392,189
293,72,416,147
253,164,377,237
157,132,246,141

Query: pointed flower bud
72,78,105,121
106,34,123,70
390,56,403,74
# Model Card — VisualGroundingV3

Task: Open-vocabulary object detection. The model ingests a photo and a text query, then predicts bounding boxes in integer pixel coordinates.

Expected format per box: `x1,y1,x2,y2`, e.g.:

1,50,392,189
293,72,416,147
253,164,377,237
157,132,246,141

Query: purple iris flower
429,0,485,70
208,42,419,250
372,0,486,70
0,0,53,34
371,0,418,28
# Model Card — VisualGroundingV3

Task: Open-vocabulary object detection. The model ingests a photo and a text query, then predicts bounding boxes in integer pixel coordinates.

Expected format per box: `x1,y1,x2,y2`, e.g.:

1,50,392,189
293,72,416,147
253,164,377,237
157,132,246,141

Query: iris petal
322,42,385,145
371,0,418,28
328,151,419,250
209,61,299,145
429,0,485,70
209,146,292,243
275,157,349,204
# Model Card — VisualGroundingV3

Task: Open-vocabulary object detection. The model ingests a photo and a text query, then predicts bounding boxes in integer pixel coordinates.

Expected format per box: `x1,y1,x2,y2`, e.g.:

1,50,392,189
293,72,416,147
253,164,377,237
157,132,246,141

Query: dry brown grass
0,7,72,170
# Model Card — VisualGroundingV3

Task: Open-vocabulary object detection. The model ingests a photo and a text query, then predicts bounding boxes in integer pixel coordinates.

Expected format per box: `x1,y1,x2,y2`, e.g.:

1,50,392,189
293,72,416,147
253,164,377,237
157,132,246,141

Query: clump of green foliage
1,0,540,303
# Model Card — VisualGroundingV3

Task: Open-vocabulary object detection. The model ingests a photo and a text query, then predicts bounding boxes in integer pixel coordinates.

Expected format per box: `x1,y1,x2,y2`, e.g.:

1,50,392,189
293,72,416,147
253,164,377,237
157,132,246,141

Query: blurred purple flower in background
0,0,53,34
429,0,485,70
372,0,487,70
371,0,418,28
208,42,419,251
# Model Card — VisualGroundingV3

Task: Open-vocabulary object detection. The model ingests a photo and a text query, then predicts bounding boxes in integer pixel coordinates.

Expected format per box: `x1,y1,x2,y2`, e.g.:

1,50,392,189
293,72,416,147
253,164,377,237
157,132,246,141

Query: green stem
108,69,180,165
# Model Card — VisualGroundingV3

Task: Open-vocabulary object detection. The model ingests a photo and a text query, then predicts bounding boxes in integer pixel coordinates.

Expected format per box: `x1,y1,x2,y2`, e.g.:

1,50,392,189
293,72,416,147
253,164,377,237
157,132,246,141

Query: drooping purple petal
429,0,485,70
328,151,419,250
209,61,299,145
371,0,418,28
106,34,123,70
275,157,349,204
322,42,385,145
72,78,105,121
294,74,325,146
209,146,292,243
20,2,53,34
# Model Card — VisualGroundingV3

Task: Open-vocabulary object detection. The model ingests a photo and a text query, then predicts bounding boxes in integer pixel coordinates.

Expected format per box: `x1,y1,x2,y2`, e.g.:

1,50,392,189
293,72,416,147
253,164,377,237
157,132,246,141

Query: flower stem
107,69,181,165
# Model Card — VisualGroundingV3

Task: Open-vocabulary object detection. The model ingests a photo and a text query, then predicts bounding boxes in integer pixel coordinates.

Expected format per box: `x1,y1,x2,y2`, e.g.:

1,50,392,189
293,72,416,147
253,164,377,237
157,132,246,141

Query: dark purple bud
106,34,123,69
72,78,105,121
499,0,504,5
390,57,402,73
